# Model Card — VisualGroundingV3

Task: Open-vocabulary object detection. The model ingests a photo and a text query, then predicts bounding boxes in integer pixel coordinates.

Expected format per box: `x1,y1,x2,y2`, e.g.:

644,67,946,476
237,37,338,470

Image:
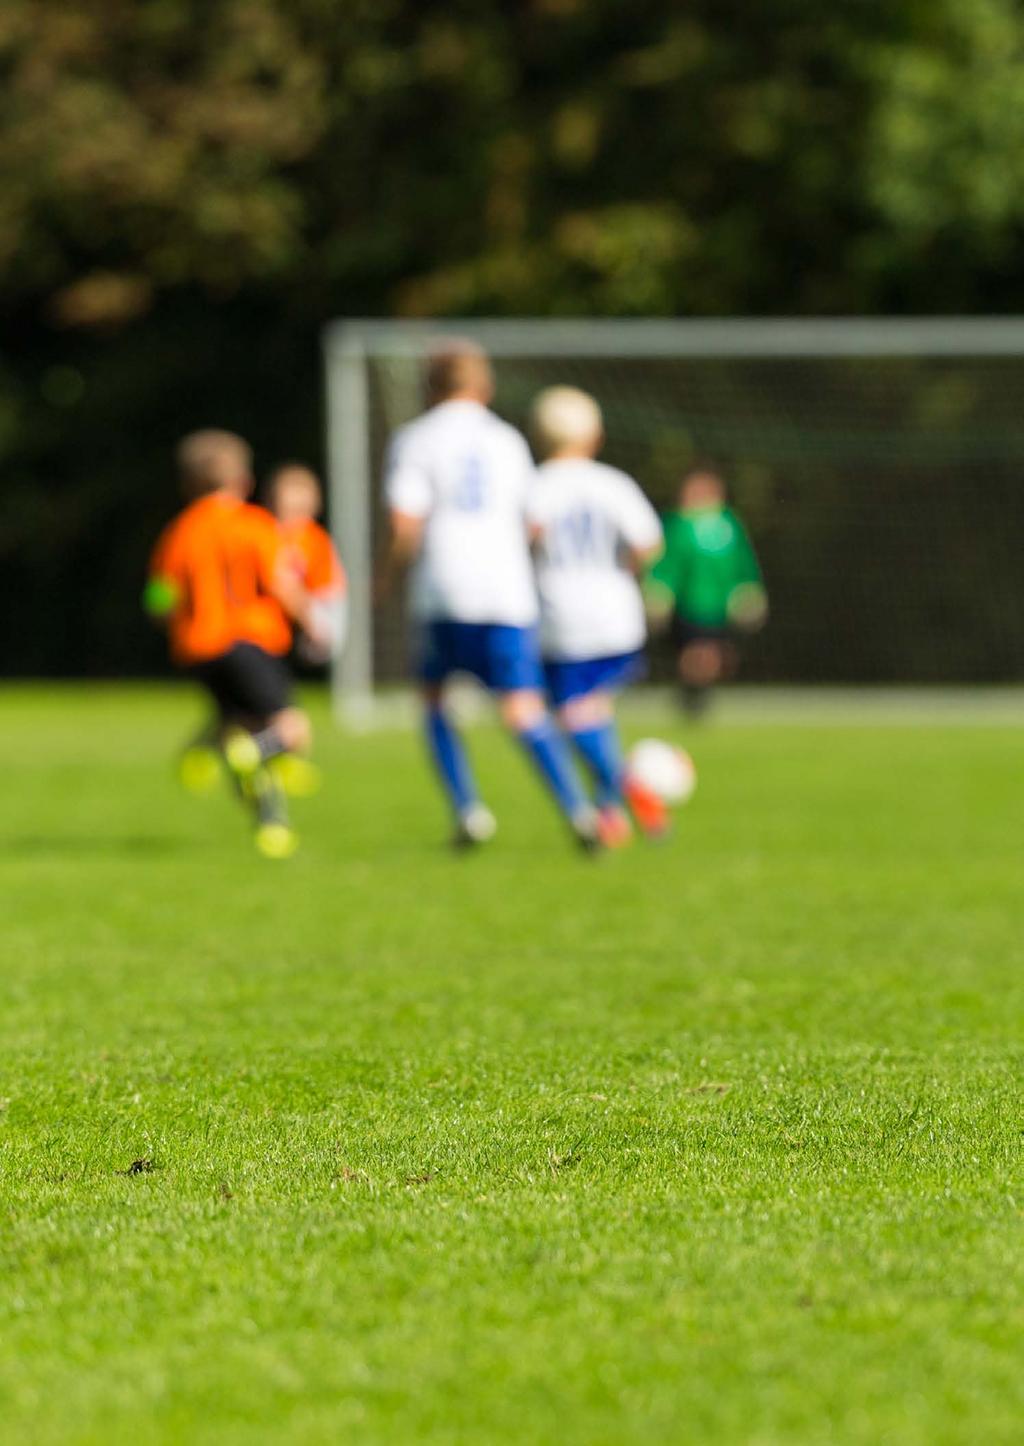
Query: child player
377,340,600,851
262,463,346,798
266,462,348,668
145,430,321,858
527,386,668,846
647,463,767,717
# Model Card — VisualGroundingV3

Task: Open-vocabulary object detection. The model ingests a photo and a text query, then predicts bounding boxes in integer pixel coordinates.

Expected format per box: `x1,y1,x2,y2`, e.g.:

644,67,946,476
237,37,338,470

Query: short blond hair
176,429,252,497
530,386,603,457
267,462,323,519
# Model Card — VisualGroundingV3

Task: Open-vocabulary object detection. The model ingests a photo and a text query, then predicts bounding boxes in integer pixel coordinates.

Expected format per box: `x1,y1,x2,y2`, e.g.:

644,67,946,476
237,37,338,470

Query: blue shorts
543,650,646,707
419,621,544,693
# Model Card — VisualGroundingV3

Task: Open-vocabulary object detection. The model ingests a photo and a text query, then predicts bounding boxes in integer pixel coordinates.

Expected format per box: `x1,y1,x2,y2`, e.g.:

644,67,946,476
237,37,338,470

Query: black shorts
670,615,733,650
191,642,292,724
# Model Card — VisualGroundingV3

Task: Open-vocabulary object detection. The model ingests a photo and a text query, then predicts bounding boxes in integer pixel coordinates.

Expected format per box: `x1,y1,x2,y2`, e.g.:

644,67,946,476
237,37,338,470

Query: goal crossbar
325,316,1024,363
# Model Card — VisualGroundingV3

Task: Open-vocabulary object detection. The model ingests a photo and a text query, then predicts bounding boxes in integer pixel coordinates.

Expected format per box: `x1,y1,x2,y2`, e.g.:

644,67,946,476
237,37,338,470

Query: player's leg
417,623,492,845
247,763,298,858
243,704,311,763
246,705,321,799
189,654,279,829
177,715,223,795
486,627,598,848
718,638,740,681
209,645,303,855
677,635,724,718
545,651,663,842
221,644,311,766
555,689,622,803
422,680,494,846
554,688,632,846
497,687,599,850
557,685,667,842
545,654,642,805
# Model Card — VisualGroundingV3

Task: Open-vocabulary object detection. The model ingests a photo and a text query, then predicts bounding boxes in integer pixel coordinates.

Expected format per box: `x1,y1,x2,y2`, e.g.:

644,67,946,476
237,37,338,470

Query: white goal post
324,316,1024,719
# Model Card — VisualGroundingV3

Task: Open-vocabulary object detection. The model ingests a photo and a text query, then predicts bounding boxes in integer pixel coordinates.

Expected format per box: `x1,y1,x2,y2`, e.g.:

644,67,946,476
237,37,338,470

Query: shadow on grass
1,834,192,857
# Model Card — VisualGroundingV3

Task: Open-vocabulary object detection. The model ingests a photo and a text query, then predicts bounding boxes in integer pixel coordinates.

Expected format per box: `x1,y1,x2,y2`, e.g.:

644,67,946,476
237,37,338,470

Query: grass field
2,684,1022,1444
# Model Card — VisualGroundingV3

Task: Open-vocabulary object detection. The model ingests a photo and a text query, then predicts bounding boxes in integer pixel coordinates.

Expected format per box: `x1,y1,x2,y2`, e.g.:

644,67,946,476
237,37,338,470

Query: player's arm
726,514,768,631
626,537,662,574
733,517,765,588
650,513,685,584
251,517,319,636
269,558,316,633
644,515,686,618
617,482,668,618
142,531,182,627
524,479,547,550
375,435,431,603
375,510,425,604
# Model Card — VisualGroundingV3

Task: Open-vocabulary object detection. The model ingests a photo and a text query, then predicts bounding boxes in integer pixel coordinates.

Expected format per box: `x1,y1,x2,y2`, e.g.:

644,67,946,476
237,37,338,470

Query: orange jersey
279,517,346,596
149,494,292,664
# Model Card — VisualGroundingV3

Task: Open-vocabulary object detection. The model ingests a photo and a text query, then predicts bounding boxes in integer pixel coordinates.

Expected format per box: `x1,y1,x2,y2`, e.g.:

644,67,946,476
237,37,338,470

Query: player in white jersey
528,386,668,845
377,342,599,850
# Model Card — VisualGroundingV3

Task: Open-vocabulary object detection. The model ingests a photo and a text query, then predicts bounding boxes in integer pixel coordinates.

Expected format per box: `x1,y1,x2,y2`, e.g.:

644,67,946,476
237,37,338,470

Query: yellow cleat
223,728,261,778
177,745,221,796
269,754,323,798
254,822,299,860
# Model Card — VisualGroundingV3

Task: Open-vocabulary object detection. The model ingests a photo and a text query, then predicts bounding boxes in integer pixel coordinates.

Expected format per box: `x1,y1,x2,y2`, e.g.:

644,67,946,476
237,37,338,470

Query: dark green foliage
3,1,1024,675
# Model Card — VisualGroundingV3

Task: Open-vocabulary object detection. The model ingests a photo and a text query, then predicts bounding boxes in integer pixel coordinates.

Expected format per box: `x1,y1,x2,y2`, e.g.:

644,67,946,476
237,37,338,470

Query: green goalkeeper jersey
649,505,764,627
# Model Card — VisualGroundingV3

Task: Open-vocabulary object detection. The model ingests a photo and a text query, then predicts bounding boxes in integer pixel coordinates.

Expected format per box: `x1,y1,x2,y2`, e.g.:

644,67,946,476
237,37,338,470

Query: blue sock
570,721,625,807
425,708,477,815
516,717,588,818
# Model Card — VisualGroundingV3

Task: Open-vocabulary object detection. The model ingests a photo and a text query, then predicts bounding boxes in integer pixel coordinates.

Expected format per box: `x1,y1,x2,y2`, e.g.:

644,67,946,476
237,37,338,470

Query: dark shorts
191,642,292,723
418,621,544,693
543,650,646,707
670,616,733,650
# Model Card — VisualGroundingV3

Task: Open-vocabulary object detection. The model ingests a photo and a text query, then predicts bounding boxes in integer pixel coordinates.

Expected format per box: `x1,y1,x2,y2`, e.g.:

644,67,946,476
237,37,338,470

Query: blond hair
530,386,603,457
267,462,323,520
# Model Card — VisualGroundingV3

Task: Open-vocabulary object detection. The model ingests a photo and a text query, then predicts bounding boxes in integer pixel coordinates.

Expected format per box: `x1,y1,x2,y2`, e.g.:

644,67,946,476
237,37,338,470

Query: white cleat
570,804,604,854
454,803,498,849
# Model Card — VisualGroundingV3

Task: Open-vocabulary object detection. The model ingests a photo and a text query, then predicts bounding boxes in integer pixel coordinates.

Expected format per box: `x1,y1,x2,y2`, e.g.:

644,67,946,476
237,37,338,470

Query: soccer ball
627,738,697,805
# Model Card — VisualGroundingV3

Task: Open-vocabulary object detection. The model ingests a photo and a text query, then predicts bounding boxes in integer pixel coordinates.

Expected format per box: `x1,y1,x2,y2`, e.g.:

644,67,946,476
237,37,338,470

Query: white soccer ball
627,738,697,805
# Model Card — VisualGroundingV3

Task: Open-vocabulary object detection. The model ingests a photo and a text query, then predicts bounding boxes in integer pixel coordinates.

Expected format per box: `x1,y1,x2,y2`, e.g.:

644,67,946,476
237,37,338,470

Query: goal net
324,318,1024,716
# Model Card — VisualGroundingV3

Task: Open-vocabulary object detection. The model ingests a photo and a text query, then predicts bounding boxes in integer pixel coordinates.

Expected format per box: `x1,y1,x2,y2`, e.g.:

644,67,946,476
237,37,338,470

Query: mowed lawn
0,684,1021,1445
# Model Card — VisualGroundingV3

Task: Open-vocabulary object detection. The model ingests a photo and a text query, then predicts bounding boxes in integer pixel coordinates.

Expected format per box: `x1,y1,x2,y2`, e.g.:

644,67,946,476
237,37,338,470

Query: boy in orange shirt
266,463,347,666
146,430,322,858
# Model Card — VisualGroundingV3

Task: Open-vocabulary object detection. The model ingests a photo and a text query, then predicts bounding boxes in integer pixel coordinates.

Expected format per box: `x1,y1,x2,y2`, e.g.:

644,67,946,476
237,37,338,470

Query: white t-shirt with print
528,458,662,660
386,400,538,625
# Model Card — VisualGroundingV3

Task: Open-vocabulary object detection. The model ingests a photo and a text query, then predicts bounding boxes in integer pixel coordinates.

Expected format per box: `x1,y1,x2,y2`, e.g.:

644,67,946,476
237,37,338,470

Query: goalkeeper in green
646,465,767,717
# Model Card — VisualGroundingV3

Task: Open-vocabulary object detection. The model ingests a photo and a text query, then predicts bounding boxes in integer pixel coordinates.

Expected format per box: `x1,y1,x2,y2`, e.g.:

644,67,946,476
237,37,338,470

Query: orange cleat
624,774,671,839
597,804,634,850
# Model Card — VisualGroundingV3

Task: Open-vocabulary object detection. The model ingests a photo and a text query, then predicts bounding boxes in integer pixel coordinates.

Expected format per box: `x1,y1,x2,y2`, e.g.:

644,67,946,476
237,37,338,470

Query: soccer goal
324,317,1024,719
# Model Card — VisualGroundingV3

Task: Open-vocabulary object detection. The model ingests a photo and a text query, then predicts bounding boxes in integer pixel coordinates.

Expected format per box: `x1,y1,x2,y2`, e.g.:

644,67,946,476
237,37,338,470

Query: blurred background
4,0,1024,683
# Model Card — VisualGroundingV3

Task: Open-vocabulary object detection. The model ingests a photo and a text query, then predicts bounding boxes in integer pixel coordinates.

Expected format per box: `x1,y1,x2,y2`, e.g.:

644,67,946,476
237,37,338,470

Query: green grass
1,684,1021,1445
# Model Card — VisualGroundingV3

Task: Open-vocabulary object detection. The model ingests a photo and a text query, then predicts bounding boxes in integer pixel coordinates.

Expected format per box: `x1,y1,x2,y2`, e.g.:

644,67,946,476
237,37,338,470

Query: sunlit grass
0,685,1021,1443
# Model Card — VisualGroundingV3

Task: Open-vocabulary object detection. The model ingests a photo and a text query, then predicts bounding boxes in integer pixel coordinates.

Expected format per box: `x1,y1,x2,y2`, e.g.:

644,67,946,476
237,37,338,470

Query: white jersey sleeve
384,429,434,518
613,477,663,554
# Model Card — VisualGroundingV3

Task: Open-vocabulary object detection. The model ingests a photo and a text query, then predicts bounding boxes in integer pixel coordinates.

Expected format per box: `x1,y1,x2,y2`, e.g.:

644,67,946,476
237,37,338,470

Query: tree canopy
5,0,1024,327
3,0,1024,675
